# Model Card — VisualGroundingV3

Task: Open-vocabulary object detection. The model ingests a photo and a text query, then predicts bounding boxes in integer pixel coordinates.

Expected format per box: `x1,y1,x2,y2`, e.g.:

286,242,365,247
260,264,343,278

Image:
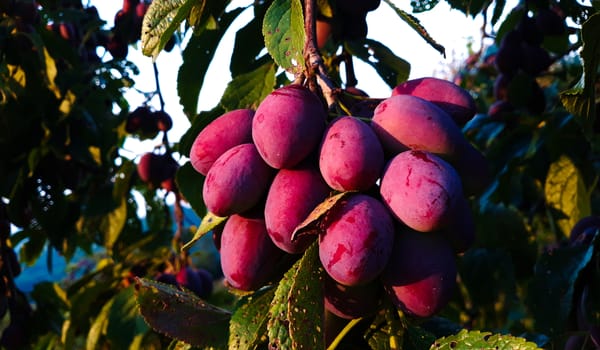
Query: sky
92,0,488,157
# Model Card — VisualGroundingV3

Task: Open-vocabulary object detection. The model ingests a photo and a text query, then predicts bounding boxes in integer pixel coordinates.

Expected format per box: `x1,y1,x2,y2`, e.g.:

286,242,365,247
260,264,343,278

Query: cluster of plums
155,266,214,299
136,151,179,192
188,76,490,320
490,5,566,120
126,105,173,137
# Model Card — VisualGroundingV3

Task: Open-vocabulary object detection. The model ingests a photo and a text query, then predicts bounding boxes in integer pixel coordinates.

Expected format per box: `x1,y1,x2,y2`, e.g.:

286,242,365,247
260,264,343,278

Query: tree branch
303,0,336,108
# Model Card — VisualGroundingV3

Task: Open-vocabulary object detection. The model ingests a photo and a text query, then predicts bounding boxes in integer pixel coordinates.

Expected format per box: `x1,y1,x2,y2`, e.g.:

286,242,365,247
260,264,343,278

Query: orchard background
0,0,599,349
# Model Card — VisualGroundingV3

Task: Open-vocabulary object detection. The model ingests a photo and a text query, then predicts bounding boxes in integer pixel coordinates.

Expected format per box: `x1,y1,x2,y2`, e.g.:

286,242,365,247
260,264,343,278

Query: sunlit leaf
182,211,227,251
430,329,542,349
141,0,195,60
220,61,276,110
262,0,305,74
229,287,276,349
267,243,324,349
544,155,590,237
102,198,128,251
135,277,231,348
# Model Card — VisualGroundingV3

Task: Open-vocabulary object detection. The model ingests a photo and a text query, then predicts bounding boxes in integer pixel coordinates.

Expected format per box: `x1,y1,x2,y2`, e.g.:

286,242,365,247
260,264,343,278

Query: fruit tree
0,0,599,349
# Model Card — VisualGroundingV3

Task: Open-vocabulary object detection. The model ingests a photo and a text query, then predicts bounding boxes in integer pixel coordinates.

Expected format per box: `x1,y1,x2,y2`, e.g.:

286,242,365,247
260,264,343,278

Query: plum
319,116,384,191
391,77,477,126
319,194,395,286
323,274,382,320
252,84,326,169
381,228,457,318
371,94,467,160
220,213,284,291
189,109,254,175
137,152,179,188
380,150,463,232
202,143,274,217
264,162,331,254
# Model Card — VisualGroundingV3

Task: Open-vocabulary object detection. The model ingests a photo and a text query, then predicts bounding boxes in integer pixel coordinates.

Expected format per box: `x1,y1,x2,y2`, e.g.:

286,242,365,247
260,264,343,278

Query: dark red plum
380,151,463,232
323,275,382,320
202,143,274,217
319,194,394,286
371,95,467,160
189,109,254,175
252,85,326,169
264,163,331,254
391,77,477,126
220,214,284,291
319,116,384,191
381,228,457,318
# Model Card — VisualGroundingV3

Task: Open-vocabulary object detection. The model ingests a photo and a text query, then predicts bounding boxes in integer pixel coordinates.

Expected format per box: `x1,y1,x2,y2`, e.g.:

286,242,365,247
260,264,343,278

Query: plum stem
303,0,336,108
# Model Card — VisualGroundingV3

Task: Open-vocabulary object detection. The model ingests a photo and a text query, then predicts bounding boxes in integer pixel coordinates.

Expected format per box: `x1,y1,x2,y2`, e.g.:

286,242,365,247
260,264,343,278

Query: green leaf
135,277,231,348
175,163,206,219
229,287,276,349
544,155,591,237
267,243,324,349
102,198,128,251
87,295,114,350
262,0,306,74
527,243,595,337
141,0,195,60
177,9,243,118
430,329,542,349
220,61,276,111
382,0,445,57
559,13,600,138
345,39,411,89
106,287,150,350
182,211,227,251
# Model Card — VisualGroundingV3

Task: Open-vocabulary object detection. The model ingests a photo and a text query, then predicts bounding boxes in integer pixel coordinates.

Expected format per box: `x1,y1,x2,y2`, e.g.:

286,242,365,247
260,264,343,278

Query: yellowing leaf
44,48,60,99
60,90,77,116
544,155,591,237
182,212,227,251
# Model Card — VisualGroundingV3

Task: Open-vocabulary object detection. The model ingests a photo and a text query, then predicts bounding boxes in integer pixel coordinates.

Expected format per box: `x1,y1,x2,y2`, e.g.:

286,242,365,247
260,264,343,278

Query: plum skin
189,109,254,175
319,194,395,286
202,143,274,217
391,77,477,126
381,228,457,318
264,162,331,254
220,214,284,291
371,94,467,160
252,84,326,169
319,116,385,192
380,150,463,232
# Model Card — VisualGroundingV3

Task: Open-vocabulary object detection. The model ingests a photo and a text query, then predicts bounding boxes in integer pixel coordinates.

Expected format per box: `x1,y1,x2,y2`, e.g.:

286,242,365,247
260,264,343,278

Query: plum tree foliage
0,0,599,349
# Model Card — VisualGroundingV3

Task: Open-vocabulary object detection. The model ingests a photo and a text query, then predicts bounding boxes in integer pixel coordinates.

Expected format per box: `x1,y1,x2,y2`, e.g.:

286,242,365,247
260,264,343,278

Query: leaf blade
262,0,306,73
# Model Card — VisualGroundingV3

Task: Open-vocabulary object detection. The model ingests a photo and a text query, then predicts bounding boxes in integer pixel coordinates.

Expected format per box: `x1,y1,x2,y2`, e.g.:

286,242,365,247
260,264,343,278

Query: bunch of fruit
126,105,173,137
136,151,179,192
107,0,150,59
188,77,489,319
490,3,566,119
